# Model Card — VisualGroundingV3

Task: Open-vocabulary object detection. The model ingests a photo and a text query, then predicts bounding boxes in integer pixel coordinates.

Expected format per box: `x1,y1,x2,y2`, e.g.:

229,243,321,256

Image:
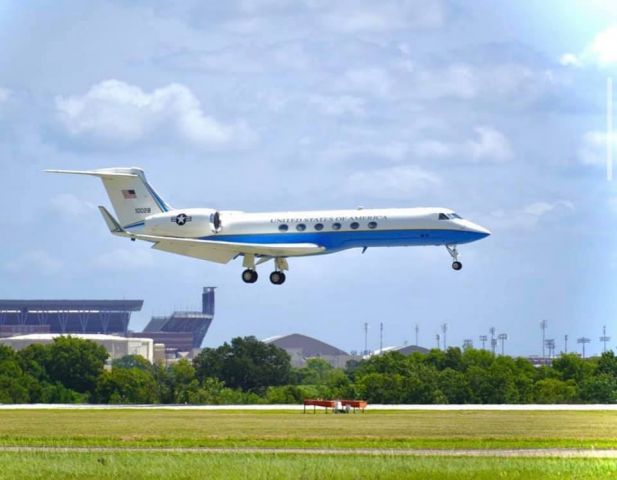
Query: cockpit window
439,213,463,220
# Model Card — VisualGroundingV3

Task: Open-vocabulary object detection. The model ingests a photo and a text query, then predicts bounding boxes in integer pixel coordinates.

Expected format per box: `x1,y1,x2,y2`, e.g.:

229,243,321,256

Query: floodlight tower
415,324,419,346
364,322,368,355
540,320,547,357
600,325,611,353
564,334,568,354
436,333,441,350
463,339,473,350
379,322,383,354
545,339,555,358
479,335,488,350
489,327,496,355
577,337,591,358
498,333,508,355
441,323,447,350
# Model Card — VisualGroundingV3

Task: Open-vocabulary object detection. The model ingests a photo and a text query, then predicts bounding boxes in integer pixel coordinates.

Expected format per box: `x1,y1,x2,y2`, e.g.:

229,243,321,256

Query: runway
0,446,615,457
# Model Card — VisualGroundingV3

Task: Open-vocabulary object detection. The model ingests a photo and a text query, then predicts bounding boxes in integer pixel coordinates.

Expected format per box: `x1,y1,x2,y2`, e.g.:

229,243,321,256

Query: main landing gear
241,255,288,285
445,245,463,271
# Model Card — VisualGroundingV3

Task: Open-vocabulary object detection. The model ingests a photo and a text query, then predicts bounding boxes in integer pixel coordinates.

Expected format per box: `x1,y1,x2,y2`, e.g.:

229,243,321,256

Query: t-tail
45,167,171,229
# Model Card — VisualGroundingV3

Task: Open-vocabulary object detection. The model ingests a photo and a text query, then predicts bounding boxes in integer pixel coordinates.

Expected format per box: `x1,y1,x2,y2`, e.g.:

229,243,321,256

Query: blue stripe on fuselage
199,229,488,252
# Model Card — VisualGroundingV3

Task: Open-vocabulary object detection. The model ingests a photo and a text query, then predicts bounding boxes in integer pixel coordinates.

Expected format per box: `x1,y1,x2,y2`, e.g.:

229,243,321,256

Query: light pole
498,333,508,355
436,334,440,350
540,320,547,357
577,337,591,358
564,334,568,354
489,327,496,356
600,326,611,353
415,324,419,346
441,323,447,350
480,335,488,350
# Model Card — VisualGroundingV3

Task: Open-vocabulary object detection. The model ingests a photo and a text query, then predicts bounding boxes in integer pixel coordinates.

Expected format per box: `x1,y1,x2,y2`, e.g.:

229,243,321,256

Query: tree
193,336,291,392
579,374,617,403
44,336,109,394
533,378,578,404
95,368,158,404
112,355,152,372
552,353,594,384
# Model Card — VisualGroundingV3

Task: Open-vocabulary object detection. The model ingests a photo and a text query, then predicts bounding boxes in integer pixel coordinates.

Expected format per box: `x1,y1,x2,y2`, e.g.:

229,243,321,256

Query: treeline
1,335,617,404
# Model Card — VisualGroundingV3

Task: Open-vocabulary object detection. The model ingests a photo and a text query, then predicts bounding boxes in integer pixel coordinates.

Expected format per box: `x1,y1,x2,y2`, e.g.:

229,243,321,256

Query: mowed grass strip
0,410,616,449
0,452,617,480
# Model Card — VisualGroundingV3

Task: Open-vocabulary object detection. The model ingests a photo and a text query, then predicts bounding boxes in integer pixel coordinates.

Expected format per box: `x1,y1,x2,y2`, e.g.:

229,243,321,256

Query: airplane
46,167,491,285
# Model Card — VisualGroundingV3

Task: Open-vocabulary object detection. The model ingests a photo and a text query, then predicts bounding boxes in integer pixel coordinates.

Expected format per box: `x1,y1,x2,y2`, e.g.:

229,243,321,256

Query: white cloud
487,201,574,231
466,126,513,162
308,94,366,117
561,25,617,67
49,193,96,217
0,87,10,103
344,165,441,199
318,0,445,33
578,131,617,166
55,79,256,149
93,248,155,271
321,141,409,162
5,250,63,275
335,68,392,98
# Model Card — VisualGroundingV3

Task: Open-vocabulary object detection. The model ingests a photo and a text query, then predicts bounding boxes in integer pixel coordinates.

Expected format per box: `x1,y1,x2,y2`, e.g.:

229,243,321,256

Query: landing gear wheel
452,261,463,271
270,271,286,285
242,269,258,283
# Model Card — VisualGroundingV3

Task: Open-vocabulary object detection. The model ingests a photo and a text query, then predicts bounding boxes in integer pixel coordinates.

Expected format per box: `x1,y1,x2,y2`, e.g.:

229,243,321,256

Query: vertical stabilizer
46,167,172,228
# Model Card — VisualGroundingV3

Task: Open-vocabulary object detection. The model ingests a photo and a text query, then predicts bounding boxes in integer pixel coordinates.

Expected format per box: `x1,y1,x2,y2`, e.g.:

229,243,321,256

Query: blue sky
1,0,617,356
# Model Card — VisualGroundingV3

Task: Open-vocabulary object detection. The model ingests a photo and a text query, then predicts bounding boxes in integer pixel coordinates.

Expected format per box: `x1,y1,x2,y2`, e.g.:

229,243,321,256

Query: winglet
98,206,128,236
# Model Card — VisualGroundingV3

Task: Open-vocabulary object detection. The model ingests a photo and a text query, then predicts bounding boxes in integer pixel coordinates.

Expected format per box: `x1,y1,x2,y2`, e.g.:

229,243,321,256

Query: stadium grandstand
139,287,215,353
0,300,143,337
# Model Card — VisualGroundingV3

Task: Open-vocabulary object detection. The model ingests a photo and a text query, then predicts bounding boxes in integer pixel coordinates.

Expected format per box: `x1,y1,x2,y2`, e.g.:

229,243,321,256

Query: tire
242,269,258,283
270,271,286,285
452,261,463,271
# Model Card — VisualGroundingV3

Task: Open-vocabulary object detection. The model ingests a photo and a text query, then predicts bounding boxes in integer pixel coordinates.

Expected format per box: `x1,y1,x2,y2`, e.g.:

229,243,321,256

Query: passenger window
368,221,377,229
350,222,359,230
314,223,324,231
296,224,306,231
278,224,288,232
439,213,449,220
332,222,341,230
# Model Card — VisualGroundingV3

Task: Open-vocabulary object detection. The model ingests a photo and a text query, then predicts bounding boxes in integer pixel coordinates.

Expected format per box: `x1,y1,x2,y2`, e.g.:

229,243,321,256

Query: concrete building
0,333,154,363
263,333,351,368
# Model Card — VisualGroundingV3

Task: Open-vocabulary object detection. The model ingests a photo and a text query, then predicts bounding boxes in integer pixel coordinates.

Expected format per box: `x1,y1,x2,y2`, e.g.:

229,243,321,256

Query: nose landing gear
445,245,463,271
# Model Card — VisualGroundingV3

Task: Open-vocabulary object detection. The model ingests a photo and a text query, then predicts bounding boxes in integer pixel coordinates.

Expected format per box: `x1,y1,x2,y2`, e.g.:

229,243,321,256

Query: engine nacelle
144,208,220,238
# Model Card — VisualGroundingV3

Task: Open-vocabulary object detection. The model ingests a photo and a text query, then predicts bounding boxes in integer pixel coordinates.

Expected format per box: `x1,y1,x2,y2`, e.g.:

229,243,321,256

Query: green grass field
0,409,616,449
1,452,617,480
0,409,616,479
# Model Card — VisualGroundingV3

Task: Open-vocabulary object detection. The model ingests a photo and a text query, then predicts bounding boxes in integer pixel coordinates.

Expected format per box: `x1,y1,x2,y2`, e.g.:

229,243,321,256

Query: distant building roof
0,300,143,312
369,345,430,357
2,333,149,342
263,333,349,356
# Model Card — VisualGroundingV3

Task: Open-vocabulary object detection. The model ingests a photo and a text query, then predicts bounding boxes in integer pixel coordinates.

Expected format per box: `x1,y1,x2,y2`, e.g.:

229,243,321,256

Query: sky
1,0,617,357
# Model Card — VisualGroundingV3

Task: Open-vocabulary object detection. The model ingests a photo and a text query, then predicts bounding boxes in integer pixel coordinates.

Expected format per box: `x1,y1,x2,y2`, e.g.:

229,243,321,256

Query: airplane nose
472,223,491,237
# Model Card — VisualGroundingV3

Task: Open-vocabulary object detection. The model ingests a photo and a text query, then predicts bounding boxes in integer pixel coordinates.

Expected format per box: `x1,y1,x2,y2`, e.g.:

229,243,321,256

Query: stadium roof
263,333,349,356
369,345,430,357
0,300,143,311
1,333,152,341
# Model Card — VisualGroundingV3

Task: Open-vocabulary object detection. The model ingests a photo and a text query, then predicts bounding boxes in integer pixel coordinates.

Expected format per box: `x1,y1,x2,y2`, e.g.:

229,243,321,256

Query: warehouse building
263,333,351,368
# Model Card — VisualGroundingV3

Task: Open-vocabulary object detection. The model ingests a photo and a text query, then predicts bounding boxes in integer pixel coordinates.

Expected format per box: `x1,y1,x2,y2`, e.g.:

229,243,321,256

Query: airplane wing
150,237,325,264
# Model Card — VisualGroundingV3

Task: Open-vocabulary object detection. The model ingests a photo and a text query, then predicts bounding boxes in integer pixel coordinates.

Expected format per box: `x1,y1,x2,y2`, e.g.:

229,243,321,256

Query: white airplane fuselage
137,207,490,253
47,167,491,284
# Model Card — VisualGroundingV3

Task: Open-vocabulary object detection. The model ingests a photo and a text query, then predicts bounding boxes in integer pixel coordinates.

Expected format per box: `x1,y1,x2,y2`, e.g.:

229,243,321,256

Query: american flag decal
122,189,137,199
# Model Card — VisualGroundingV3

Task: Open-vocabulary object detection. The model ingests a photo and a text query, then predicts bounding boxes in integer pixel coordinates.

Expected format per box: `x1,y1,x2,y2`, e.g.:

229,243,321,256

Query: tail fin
46,167,172,228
